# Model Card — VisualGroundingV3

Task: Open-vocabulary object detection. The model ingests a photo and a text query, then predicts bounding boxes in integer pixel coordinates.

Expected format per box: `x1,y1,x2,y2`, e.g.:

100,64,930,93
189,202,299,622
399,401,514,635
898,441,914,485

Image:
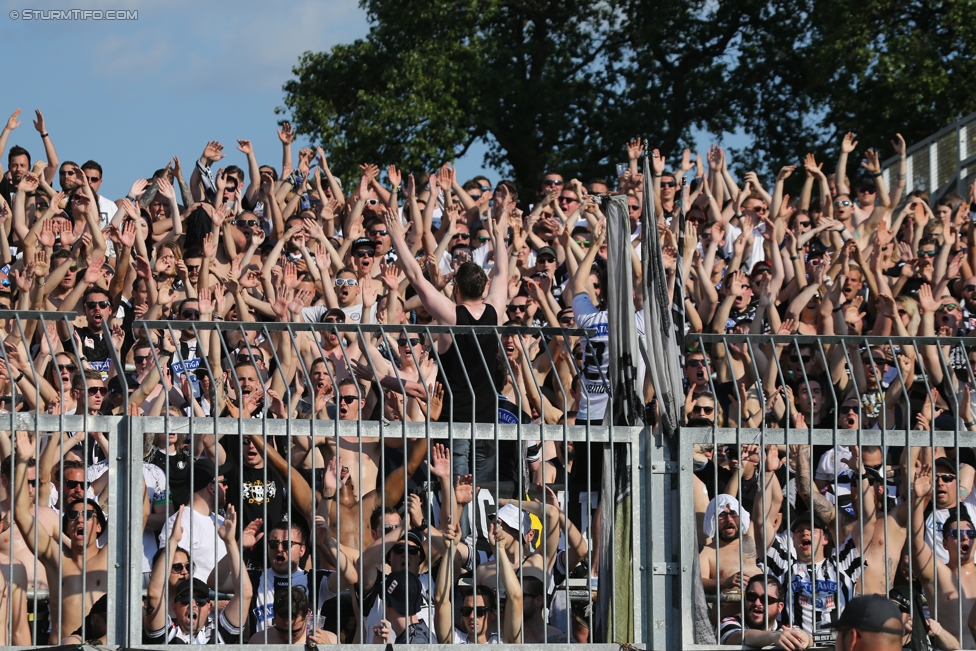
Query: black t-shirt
147,446,193,507
63,325,112,366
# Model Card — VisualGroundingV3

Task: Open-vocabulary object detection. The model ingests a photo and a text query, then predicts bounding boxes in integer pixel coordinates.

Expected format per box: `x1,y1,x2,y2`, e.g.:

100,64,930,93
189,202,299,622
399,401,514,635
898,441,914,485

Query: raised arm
32,110,58,184
835,132,857,196
217,505,252,630
383,207,457,324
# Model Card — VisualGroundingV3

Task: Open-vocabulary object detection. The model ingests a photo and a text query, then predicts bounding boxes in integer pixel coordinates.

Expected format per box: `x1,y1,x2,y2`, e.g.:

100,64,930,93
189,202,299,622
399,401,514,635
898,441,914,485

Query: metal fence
0,311,659,649
682,332,976,650
882,110,976,201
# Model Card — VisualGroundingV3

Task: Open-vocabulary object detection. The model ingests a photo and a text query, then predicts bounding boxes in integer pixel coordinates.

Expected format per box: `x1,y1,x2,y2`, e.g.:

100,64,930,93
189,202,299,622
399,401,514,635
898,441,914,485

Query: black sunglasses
461,606,489,617
85,301,110,309
66,509,97,521
745,591,782,604
268,539,303,550
397,337,422,347
177,595,209,607
339,395,359,404
171,562,193,574
182,310,201,320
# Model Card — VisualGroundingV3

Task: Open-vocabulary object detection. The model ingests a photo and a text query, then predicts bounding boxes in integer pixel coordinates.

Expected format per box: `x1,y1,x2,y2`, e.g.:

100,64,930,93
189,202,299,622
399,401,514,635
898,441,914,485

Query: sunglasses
58,363,78,372
383,524,397,533
965,285,976,292
477,235,490,243
370,230,388,237
365,199,379,206
692,405,714,414
559,316,574,325
507,304,527,312
469,193,482,200
834,200,852,208
182,310,201,320
393,544,422,556
397,337,422,347
865,358,889,367
839,405,859,414
543,179,563,186
186,264,201,272
26,478,36,488
453,233,471,240
686,358,706,367
575,239,591,247
86,176,100,183
797,221,812,228
66,509,97,521
789,354,813,363
177,595,210,607
62,479,85,491
461,606,489,617
87,386,108,396
353,250,375,258
918,250,938,258
85,301,110,309
558,196,579,203
936,473,957,483
171,562,193,574
324,317,343,324
234,219,257,227
661,181,677,188
335,278,358,286
452,253,471,261
745,591,782,604
133,355,150,364
479,185,490,192
339,395,359,405
937,303,959,312
537,256,556,264
948,529,976,540
268,539,303,550
858,186,876,193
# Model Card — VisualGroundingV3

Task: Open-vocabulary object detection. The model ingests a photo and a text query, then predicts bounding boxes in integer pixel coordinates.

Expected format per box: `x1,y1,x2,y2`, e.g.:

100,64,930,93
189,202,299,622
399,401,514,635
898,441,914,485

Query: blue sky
0,0,746,201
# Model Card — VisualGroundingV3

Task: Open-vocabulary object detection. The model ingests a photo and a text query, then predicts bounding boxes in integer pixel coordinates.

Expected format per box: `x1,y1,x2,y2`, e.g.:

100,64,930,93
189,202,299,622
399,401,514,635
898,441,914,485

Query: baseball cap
496,504,531,539
384,570,422,615
174,577,210,599
351,237,375,252
386,531,427,563
320,307,347,324
192,459,231,488
749,260,772,277
790,510,828,532
535,246,557,261
830,594,903,635
934,457,957,473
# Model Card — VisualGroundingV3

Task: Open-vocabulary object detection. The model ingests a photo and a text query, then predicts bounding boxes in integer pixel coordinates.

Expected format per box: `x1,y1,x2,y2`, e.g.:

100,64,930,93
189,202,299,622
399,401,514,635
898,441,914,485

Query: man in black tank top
384,191,512,471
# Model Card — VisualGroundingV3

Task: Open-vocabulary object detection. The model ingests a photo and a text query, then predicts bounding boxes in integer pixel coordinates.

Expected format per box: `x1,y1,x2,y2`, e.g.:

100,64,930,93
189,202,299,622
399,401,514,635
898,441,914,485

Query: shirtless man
701,446,782,621
330,378,380,504
12,431,115,643
0,455,58,591
911,463,976,649
849,446,908,595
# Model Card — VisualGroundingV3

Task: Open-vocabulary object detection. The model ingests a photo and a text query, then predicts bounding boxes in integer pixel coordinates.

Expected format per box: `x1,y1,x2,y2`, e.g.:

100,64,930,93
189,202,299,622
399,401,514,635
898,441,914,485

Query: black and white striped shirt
144,611,243,645
764,533,861,644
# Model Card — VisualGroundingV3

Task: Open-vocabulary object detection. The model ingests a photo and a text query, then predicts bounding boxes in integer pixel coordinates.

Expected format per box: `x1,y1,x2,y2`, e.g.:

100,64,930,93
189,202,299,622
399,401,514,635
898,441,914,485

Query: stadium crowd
0,105,971,648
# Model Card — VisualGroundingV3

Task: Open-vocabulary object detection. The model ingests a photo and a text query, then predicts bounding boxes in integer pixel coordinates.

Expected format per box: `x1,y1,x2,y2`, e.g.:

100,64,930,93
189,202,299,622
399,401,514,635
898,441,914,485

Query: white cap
496,504,531,539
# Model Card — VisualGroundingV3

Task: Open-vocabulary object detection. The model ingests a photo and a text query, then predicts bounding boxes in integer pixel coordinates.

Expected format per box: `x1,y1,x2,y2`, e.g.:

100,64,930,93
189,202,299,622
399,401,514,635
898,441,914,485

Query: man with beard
719,575,812,649
699,493,766,620
911,463,976,649
764,510,861,645
145,505,251,644
158,459,228,582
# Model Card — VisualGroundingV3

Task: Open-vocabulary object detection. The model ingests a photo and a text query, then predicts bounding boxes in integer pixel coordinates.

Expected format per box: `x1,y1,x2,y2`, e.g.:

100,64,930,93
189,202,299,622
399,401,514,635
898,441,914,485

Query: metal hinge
652,562,678,575
650,460,678,474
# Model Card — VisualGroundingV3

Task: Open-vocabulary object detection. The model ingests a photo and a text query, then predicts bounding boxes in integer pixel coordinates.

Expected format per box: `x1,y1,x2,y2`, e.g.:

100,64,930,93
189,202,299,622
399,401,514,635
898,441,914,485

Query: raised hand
168,505,186,544
891,133,906,158
32,109,46,134
129,178,149,200
913,464,933,501
17,173,39,194
917,284,941,314
202,141,225,163
277,122,294,144
5,109,21,132
217,504,237,544
156,176,175,199
455,473,474,505
387,165,401,188
424,443,452,480
651,149,666,175
777,165,796,181
626,138,644,161
236,139,253,155
861,148,881,174
841,132,858,154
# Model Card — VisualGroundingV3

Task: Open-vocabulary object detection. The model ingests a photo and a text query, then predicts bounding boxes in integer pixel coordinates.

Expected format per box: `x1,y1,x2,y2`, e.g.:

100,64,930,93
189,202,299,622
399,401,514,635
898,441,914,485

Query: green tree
282,0,976,198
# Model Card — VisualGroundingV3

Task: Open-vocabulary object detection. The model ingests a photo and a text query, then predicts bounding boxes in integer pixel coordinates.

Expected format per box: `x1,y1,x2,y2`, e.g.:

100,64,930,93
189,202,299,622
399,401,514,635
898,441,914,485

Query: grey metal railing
679,332,975,649
882,110,976,201
0,312,656,649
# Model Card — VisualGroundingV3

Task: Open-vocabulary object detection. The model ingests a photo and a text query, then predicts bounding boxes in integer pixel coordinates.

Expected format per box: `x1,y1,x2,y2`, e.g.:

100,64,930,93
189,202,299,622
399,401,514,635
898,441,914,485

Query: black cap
536,246,557,261
888,586,913,614
383,570,422,615
321,307,346,324
192,459,231,489
862,465,886,484
351,237,375,252
790,510,828,532
174,577,210,599
934,457,957,473
830,594,903,635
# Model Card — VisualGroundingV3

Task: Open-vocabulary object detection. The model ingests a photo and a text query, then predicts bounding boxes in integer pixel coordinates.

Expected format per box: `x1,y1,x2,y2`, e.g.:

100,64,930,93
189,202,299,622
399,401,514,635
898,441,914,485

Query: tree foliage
281,0,976,198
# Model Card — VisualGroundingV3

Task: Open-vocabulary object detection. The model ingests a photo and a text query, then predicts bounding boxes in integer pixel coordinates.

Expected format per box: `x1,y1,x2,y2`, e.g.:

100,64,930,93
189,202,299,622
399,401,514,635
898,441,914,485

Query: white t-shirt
158,508,226,581
96,195,118,230
722,223,766,273
438,243,490,276
571,296,645,421
300,303,378,324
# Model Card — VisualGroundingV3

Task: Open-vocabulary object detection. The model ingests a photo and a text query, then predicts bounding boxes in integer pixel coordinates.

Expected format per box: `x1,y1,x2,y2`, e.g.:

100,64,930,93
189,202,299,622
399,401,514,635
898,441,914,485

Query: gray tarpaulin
638,155,714,644
639,156,683,436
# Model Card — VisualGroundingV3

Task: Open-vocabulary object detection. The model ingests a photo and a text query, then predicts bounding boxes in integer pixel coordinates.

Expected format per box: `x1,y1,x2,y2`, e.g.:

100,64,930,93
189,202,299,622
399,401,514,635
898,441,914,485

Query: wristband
966,419,976,429
790,255,799,261
125,194,135,202
41,133,49,139
212,316,224,321
12,372,24,383
872,171,883,178
832,305,844,313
